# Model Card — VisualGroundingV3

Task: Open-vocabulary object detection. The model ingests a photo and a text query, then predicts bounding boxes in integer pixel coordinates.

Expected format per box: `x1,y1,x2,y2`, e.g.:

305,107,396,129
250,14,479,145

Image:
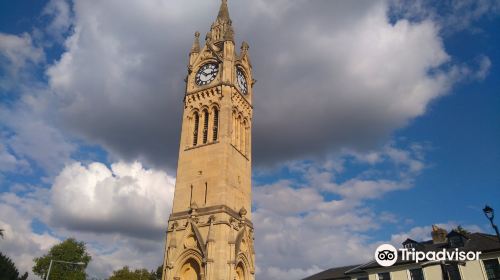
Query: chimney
431,225,448,244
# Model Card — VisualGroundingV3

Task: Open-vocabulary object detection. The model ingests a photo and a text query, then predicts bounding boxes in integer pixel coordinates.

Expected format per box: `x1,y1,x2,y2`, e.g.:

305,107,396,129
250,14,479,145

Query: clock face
236,67,248,95
195,63,219,86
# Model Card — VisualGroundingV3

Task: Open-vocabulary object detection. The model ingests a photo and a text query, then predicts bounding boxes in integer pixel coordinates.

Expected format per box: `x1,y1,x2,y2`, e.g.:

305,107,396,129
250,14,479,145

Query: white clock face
236,67,248,95
195,63,219,86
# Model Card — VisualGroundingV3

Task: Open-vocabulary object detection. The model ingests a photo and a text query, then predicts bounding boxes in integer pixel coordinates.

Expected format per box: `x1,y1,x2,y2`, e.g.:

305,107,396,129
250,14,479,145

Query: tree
453,225,471,236
0,229,4,239
153,265,163,280
108,266,157,280
0,251,29,280
32,238,91,280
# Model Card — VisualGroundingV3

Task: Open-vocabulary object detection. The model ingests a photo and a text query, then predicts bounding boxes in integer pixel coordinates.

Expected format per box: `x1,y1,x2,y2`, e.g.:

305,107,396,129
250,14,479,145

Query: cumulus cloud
38,0,489,170
1,0,491,174
0,0,496,279
50,161,175,239
0,188,58,279
0,142,423,279
252,142,426,279
254,183,376,279
0,161,174,279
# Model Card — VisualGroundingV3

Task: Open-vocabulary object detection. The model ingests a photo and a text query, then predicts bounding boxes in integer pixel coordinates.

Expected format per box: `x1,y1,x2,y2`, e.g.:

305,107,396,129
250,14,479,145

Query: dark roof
302,265,361,280
402,238,418,244
447,230,469,238
462,233,500,253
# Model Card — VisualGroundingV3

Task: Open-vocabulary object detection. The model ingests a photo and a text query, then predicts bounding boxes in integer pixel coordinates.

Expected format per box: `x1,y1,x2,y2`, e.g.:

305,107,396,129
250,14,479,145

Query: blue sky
0,0,499,279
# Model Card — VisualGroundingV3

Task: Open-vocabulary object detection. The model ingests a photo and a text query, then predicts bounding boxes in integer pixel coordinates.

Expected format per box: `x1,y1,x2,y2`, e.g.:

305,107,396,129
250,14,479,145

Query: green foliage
108,266,157,280
32,238,91,280
154,265,163,280
0,251,29,280
453,225,471,236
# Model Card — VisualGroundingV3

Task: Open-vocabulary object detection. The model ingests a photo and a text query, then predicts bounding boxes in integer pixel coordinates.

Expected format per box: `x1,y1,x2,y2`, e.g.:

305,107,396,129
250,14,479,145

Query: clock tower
161,1,255,279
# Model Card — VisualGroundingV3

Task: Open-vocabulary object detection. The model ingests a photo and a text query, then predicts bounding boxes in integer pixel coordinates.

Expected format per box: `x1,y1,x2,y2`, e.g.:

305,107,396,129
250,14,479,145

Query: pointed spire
209,0,234,43
217,0,231,23
190,31,200,53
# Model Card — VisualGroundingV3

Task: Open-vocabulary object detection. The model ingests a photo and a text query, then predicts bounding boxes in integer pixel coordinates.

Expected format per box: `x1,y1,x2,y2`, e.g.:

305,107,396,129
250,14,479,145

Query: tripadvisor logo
375,244,398,267
374,244,482,267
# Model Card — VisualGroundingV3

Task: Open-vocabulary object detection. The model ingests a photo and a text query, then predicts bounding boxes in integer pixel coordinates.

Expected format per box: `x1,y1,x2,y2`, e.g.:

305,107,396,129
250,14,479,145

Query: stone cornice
168,204,253,228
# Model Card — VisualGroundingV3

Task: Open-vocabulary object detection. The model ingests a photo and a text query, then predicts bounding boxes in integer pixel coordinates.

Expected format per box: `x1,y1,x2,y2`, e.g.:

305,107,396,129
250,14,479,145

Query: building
160,0,255,279
304,226,500,280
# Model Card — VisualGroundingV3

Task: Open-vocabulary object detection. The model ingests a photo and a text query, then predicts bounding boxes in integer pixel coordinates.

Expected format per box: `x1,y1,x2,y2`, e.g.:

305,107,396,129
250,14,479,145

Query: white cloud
0,102,76,174
0,189,58,279
474,55,492,81
0,32,44,91
390,0,500,34
0,30,75,176
0,33,44,72
334,179,410,200
50,161,175,239
252,142,427,279
264,266,323,280
0,143,29,172
43,0,73,42
0,0,496,279
36,0,488,169
0,161,175,279
253,183,377,279
0,142,422,280
253,180,324,215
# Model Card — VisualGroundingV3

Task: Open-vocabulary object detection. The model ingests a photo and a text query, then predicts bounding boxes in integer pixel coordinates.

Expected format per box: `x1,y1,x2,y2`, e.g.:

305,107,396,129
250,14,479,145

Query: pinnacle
190,31,200,53
216,0,231,23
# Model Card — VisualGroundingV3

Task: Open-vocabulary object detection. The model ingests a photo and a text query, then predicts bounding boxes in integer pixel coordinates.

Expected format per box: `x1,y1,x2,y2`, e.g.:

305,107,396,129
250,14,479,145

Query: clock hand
203,69,214,75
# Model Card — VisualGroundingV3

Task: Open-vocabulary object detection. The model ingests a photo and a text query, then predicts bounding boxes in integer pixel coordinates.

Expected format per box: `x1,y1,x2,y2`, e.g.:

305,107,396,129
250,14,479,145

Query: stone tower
161,1,255,279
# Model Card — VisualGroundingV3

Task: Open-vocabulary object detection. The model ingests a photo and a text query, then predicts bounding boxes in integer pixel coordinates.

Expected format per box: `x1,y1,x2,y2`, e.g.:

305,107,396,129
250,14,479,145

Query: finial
189,202,198,215
241,41,249,51
239,207,247,217
190,31,200,53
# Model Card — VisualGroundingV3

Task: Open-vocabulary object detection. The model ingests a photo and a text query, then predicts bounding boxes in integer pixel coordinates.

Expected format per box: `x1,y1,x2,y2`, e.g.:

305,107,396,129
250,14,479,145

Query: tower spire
208,0,234,43
217,0,231,23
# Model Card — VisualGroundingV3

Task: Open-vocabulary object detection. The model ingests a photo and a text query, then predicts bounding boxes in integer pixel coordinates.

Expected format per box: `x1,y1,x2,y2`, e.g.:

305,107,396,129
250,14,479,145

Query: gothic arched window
212,107,219,141
243,119,248,156
202,109,209,144
232,110,237,146
235,262,246,280
237,115,242,150
192,112,199,146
